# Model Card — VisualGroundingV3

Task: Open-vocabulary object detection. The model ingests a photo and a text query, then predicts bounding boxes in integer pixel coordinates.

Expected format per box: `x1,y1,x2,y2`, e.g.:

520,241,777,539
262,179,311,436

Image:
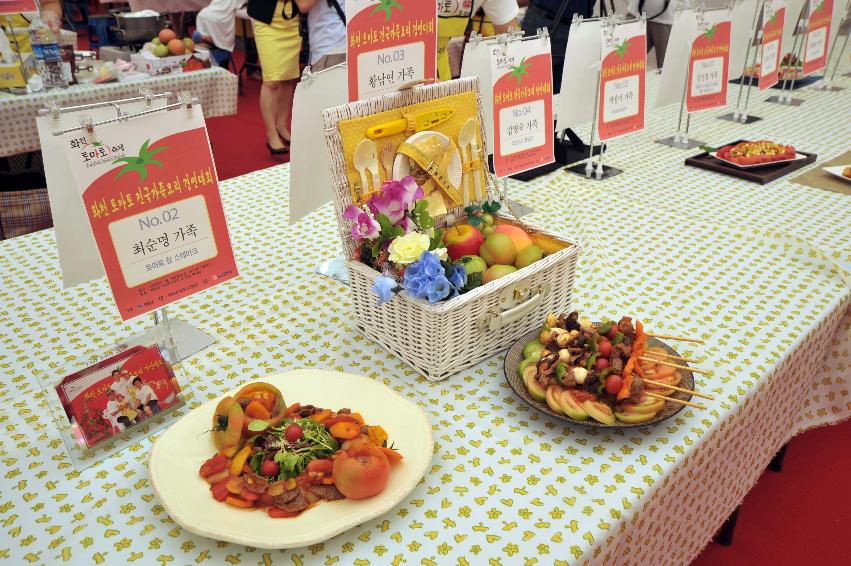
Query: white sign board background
783,0,809,51
656,9,699,109
37,99,167,288
290,64,348,223
730,0,760,76
460,36,501,153
555,19,601,131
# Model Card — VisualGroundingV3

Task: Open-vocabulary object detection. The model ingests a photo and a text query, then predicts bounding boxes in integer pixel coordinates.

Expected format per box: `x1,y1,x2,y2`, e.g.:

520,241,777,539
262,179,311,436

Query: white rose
388,233,431,265
431,248,449,261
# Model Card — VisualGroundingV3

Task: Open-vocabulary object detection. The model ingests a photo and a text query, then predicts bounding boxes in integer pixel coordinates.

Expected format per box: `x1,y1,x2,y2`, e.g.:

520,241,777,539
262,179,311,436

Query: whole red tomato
333,445,390,500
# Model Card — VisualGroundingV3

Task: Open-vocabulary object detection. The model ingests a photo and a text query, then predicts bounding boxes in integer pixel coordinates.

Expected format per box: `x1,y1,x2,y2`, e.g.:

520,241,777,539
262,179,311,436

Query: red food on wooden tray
715,140,796,166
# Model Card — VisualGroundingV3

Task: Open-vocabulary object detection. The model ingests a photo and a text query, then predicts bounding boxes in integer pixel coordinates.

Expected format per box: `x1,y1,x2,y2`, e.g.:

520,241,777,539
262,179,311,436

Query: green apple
153,44,170,58
152,37,162,45
515,245,544,269
481,225,495,238
458,255,486,291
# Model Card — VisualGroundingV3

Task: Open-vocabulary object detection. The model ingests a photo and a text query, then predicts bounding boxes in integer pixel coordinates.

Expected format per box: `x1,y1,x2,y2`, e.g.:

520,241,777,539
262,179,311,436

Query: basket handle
480,285,547,332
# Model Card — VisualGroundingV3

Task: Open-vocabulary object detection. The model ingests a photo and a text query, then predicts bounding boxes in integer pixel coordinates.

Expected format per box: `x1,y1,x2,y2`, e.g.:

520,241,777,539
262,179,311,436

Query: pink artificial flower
343,204,379,240
367,176,425,224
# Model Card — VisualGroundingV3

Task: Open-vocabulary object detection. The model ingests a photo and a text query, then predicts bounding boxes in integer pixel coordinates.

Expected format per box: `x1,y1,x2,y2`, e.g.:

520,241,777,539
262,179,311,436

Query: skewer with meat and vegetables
517,312,712,425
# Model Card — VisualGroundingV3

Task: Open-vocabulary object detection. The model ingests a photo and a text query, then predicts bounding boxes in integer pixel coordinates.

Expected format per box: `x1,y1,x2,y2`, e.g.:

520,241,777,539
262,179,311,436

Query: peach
167,38,186,56
443,224,484,261
494,224,534,252
483,264,517,284
479,233,516,266
158,29,177,44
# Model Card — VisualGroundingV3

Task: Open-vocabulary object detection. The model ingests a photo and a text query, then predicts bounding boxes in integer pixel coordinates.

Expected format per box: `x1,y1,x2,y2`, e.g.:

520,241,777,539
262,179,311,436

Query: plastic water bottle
28,15,67,89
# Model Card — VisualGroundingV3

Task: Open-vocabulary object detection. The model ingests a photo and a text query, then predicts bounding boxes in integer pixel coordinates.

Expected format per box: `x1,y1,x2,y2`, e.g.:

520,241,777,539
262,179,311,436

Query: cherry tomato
597,340,613,358
261,459,280,477
306,458,333,475
594,357,610,371
605,374,623,396
606,327,618,340
285,424,303,443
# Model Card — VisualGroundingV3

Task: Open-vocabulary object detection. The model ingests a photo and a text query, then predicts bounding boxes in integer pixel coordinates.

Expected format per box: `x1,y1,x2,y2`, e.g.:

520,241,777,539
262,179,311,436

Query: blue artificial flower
426,275,451,303
371,276,398,305
446,263,467,291
402,273,429,300
404,260,422,280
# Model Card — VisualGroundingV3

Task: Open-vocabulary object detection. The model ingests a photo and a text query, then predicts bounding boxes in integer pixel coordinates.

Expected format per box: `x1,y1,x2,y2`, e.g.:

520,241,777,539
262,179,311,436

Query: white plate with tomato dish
149,369,433,549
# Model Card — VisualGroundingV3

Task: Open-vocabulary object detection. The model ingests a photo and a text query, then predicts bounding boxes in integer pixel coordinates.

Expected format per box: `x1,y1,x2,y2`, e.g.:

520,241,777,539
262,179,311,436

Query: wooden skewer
646,392,707,410
639,356,713,376
645,352,706,364
643,379,715,400
646,332,704,344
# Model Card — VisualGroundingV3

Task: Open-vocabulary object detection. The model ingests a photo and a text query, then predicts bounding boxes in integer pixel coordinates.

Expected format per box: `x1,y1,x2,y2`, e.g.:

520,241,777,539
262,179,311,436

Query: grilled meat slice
565,311,580,331
307,484,345,501
614,343,631,361
609,355,623,375
618,316,635,338
272,488,301,506
242,472,269,494
629,376,644,402
273,491,310,512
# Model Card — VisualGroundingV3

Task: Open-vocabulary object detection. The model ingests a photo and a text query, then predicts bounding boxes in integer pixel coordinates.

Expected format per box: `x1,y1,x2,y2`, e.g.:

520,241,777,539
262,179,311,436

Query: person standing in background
295,0,346,72
1,0,63,53
437,0,519,81
248,0,303,156
521,0,593,93
629,0,687,68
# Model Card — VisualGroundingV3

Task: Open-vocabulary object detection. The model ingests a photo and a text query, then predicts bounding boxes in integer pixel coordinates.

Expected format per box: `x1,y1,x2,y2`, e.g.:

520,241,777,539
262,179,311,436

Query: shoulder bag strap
328,0,346,23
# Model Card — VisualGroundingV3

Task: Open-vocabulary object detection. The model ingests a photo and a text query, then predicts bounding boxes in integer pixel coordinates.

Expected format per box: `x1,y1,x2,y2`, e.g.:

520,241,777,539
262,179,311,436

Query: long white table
0,69,848,564
0,66,238,157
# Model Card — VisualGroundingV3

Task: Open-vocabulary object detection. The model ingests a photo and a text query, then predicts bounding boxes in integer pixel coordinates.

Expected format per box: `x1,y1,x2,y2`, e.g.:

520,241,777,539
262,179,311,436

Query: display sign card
56,345,183,449
759,0,786,90
490,37,554,178
61,106,238,320
802,0,834,75
346,0,437,102
686,10,732,112
0,0,38,15
598,19,647,142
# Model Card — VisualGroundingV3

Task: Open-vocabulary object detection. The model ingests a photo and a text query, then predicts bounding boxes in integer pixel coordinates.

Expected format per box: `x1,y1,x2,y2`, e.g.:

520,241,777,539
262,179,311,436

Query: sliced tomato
306,458,333,475
211,477,232,501
239,488,260,502
199,453,229,478
268,507,301,518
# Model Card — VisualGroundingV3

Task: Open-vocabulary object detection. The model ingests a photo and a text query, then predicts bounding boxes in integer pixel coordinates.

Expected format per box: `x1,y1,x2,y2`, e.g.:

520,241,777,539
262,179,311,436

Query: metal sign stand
814,8,851,90
766,1,808,106
41,91,217,363
566,15,640,181
720,0,764,123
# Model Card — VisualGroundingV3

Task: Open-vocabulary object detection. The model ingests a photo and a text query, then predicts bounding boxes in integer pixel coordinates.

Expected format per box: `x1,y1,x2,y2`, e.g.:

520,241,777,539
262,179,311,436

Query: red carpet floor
196,49,851,566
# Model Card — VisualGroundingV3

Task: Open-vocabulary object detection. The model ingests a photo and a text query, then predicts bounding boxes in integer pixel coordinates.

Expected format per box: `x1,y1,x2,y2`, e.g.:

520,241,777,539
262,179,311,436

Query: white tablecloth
0,66,238,157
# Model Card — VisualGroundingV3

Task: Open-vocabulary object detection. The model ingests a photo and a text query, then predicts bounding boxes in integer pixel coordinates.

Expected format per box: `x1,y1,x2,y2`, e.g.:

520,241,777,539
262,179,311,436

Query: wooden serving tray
685,140,817,185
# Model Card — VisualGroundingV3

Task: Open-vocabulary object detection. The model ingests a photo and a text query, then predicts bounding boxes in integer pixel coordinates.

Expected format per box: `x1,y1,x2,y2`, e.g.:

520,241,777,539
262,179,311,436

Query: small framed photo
55,344,184,449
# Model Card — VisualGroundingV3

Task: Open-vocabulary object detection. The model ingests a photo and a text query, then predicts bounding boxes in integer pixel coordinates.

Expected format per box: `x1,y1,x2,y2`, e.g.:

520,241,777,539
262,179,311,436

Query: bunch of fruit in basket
343,177,547,305
146,28,196,58
518,312,697,424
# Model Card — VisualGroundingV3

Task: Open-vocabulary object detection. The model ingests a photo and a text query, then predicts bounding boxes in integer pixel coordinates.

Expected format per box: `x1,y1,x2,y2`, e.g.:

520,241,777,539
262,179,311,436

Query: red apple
443,224,484,261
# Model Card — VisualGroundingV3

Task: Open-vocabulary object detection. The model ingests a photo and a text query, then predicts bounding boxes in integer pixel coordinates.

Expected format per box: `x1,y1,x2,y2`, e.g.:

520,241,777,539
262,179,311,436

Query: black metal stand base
717,507,741,546
768,443,789,472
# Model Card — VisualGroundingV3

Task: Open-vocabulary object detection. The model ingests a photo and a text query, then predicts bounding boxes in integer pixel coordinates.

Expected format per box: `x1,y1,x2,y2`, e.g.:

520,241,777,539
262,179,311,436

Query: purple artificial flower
367,176,425,224
343,205,379,240
371,275,398,305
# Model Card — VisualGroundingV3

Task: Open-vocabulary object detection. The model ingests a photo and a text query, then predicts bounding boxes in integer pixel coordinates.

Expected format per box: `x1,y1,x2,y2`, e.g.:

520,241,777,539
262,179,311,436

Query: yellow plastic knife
365,109,454,140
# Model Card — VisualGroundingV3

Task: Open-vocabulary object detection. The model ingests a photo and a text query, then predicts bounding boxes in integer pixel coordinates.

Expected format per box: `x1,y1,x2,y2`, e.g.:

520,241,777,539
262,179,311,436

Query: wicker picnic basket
322,77,581,381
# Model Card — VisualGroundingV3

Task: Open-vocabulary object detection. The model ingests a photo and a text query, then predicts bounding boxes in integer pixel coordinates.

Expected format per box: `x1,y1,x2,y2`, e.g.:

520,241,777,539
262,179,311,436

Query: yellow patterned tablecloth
0,67,238,158
0,70,850,565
